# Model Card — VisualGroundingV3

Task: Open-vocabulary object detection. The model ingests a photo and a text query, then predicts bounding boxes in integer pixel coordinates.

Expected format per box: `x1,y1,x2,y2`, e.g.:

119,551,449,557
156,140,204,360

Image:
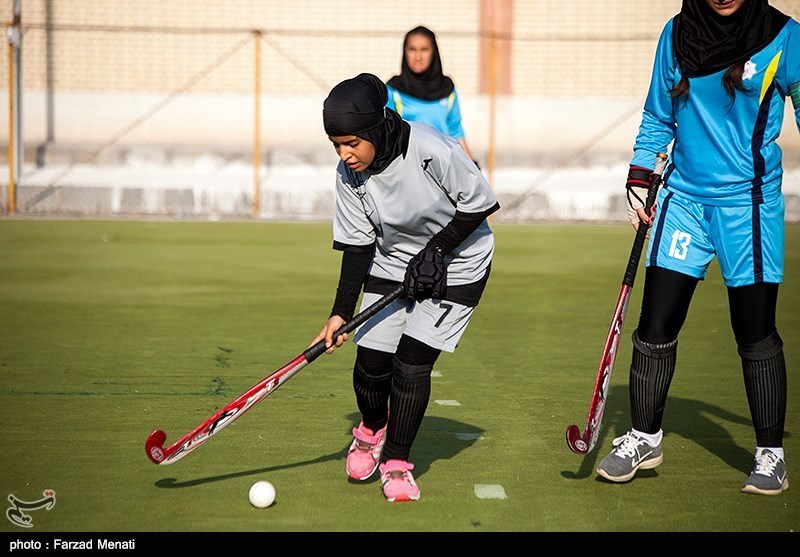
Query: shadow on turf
561,384,779,481
154,413,483,489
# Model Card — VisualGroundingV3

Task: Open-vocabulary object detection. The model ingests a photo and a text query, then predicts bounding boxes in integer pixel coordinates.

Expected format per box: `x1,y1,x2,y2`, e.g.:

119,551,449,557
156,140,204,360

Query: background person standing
386,25,477,164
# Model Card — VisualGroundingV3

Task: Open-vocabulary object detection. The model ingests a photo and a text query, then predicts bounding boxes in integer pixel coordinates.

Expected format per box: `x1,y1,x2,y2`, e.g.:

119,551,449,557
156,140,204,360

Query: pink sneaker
346,421,387,480
379,459,420,502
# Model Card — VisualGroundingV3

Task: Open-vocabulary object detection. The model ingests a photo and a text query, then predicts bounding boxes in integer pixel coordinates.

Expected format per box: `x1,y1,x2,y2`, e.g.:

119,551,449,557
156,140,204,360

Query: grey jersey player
311,73,499,502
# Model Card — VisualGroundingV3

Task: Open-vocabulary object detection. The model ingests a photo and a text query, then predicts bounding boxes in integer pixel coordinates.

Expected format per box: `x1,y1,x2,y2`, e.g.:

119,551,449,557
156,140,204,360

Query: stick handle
302,284,405,363
622,152,668,288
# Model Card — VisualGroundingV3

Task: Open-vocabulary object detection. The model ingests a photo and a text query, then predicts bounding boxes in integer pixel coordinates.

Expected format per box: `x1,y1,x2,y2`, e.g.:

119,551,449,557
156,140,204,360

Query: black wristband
626,165,651,188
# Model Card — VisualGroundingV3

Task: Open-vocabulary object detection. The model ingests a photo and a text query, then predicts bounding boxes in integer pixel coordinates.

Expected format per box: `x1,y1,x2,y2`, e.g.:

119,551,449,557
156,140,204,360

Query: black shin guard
352,346,393,431
739,330,786,448
382,357,433,462
629,329,678,434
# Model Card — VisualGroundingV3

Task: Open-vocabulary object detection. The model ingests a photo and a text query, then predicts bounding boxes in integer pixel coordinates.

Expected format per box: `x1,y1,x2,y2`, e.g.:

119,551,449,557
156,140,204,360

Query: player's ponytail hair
669,59,748,103
722,60,748,98
669,75,690,102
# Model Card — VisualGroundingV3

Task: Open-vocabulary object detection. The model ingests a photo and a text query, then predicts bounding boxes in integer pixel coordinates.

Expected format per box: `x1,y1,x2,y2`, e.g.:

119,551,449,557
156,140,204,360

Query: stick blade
145,429,168,464
566,424,590,455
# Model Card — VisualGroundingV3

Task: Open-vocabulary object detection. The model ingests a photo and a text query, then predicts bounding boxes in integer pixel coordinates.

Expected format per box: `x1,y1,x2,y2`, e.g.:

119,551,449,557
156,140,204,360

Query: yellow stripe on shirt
759,51,782,104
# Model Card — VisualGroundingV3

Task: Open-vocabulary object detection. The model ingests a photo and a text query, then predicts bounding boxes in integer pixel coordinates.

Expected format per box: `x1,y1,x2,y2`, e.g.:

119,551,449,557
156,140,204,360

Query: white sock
756,446,784,460
632,428,663,447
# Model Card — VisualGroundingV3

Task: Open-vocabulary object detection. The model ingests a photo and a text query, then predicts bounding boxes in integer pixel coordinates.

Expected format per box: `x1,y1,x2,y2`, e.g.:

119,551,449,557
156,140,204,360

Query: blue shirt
632,17,800,206
386,85,466,140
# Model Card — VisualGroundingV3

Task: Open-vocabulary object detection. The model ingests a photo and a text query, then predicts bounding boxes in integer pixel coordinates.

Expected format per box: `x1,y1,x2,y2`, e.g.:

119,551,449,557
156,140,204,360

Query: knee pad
632,329,677,358
392,356,433,382
737,330,783,362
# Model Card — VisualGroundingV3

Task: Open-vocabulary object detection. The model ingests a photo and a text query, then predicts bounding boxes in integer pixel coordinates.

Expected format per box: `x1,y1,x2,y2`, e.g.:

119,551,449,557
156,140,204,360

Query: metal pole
35,0,53,167
7,33,14,214
12,0,21,183
45,0,53,143
252,30,262,220
6,0,22,214
487,30,496,189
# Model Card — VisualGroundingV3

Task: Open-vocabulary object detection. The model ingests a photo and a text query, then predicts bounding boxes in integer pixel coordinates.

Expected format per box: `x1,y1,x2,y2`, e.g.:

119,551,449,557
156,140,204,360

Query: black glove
625,165,652,226
403,244,447,301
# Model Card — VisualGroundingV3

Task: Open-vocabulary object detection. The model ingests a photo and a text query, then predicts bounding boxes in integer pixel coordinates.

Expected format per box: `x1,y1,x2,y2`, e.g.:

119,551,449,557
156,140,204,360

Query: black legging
636,267,778,345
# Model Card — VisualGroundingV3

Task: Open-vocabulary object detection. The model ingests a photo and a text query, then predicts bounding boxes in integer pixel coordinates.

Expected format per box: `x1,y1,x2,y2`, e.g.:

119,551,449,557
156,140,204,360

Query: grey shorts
353,293,475,353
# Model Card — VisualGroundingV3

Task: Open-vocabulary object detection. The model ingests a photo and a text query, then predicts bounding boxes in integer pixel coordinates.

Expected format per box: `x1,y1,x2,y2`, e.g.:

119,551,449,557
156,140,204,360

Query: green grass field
0,219,797,534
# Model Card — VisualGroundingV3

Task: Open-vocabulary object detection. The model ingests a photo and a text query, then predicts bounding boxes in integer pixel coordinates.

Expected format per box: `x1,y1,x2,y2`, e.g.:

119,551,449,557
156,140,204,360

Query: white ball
248,480,276,508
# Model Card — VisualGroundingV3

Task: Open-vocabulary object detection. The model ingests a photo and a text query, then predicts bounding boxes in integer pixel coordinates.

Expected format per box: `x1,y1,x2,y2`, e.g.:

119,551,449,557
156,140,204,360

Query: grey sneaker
741,449,789,495
596,430,663,483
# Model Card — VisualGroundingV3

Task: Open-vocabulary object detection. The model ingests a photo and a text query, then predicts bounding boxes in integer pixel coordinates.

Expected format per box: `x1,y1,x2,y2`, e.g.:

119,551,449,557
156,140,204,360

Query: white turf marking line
431,371,442,377
474,484,507,500
455,433,483,441
435,399,461,406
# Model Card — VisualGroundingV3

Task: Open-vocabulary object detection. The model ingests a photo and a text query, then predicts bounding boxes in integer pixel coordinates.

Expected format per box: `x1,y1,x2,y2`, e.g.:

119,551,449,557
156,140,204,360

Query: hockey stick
146,284,405,465
566,152,669,455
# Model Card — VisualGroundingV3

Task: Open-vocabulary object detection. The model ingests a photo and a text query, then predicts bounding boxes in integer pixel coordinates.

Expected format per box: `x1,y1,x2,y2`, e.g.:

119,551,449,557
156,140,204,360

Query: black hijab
323,73,411,174
387,26,455,101
673,0,789,78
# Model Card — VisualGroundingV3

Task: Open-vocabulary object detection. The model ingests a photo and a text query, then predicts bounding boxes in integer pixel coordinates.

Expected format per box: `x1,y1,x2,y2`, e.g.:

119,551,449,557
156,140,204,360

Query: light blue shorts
646,188,784,287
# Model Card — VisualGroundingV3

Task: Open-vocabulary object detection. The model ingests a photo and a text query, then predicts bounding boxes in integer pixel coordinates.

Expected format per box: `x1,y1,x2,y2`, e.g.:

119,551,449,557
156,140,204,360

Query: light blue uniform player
636,14,799,287
596,0,798,497
386,86,466,144
386,25,476,162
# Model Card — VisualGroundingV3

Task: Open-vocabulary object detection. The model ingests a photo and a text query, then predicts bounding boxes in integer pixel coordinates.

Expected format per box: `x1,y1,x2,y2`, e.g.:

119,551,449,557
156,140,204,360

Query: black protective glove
625,164,652,226
403,244,447,301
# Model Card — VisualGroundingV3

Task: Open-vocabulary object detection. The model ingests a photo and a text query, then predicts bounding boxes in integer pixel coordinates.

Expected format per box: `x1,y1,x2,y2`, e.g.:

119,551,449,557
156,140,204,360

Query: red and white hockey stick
566,152,668,455
146,284,405,465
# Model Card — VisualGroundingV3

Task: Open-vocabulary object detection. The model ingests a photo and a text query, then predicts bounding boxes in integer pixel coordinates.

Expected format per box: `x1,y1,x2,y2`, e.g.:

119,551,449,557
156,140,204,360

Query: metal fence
2,0,799,220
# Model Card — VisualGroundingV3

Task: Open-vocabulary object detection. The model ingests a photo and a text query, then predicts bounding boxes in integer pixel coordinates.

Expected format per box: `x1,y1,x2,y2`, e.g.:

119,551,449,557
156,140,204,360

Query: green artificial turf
0,219,797,533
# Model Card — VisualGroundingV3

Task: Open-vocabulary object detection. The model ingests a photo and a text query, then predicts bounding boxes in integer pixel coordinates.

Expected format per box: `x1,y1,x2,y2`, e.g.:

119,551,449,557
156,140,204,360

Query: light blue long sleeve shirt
632,17,800,206
386,85,466,140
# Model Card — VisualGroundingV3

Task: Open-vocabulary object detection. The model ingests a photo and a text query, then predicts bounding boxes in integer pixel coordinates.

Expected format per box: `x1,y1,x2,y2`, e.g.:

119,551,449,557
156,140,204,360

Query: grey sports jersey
333,121,497,286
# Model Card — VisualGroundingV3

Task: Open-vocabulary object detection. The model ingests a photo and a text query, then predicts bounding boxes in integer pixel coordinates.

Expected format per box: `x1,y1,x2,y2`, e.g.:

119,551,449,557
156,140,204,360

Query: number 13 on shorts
668,230,692,261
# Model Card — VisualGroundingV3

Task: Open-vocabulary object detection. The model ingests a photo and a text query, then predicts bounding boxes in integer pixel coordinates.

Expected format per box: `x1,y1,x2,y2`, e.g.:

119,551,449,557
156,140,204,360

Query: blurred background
1,0,798,221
